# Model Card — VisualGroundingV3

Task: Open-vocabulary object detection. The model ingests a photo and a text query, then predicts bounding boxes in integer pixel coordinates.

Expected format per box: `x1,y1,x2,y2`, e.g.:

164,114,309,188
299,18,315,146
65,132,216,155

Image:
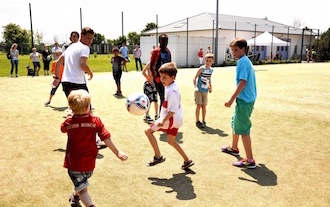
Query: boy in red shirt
61,89,128,207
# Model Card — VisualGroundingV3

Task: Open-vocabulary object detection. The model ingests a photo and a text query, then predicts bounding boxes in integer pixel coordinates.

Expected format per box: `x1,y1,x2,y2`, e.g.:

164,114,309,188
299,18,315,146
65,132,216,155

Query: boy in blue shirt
193,53,214,128
222,38,257,169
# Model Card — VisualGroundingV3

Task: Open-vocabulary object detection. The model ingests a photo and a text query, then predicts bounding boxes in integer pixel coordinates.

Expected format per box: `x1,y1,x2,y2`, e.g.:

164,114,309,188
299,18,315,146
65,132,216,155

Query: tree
2,23,30,52
141,22,158,35
93,33,105,44
316,28,330,61
112,36,127,47
127,31,140,45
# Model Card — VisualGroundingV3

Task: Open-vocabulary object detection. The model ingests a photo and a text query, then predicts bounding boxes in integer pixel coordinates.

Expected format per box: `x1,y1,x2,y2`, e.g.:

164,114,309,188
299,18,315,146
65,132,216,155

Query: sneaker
143,115,154,124
44,101,50,106
221,146,239,156
196,121,204,128
202,121,206,127
181,159,194,170
69,193,82,207
146,156,166,167
232,158,256,169
154,114,159,120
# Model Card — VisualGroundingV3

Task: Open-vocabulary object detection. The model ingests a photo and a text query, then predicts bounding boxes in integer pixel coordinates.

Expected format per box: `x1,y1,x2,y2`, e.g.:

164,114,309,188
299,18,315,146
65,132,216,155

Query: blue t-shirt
119,46,128,58
197,66,213,93
236,55,257,103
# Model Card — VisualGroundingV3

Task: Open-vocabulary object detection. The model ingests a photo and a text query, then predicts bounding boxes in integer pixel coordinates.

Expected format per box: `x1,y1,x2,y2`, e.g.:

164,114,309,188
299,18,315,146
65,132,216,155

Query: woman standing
10,43,19,77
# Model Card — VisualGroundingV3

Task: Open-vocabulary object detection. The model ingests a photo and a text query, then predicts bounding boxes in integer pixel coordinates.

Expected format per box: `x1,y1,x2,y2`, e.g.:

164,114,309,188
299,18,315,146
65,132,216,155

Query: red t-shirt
61,114,110,172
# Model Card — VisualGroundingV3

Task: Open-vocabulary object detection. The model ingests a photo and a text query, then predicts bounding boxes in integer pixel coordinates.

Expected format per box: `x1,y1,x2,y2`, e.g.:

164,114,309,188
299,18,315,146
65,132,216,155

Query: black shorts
61,82,89,97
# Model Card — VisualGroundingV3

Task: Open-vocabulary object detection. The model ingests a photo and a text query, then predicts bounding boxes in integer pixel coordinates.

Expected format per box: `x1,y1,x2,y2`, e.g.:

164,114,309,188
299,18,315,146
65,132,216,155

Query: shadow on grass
49,106,68,112
148,170,196,200
53,148,104,159
159,132,183,144
238,163,277,186
199,126,229,137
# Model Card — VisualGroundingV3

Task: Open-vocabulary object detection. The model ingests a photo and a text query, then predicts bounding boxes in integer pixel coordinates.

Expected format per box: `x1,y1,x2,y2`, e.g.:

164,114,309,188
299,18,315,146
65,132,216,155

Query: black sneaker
181,159,194,170
146,156,166,167
44,101,50,106
143,115,154,124
69,193,82,207
196,121,204,128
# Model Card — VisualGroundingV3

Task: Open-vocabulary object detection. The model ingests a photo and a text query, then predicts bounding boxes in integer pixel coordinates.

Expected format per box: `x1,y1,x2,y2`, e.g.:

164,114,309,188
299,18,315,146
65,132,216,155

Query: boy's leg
201,105,206,123
78,188,94,207
231,133,240,149
145,128,161,157
241,134,253,159
167,134,189,161
195,105,201,122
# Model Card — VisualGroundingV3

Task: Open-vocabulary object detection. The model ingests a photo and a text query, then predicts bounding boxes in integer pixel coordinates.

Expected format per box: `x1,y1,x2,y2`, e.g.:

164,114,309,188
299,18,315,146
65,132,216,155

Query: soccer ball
47,55,52,61
126,92,150,116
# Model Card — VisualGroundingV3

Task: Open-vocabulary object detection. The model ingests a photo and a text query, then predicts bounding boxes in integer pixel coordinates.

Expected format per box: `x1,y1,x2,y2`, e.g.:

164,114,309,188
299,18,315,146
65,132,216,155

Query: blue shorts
231,98,255,135
68,170,93,192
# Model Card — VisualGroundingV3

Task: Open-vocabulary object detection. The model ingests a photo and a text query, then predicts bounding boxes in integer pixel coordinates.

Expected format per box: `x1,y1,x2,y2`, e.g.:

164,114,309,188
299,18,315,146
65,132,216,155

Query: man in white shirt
133,44,142,71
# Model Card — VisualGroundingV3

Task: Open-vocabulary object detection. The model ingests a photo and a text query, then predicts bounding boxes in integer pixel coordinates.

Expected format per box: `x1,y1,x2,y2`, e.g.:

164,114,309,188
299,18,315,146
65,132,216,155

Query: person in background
197,47,203,66
111,47,128,97
150,34,171,115
206,46,212,54
41,45,52,75
30,48,41,76
10,43,19,77
133,44,142,71
52,42,61,60
119,42,129,72
62,31,80,53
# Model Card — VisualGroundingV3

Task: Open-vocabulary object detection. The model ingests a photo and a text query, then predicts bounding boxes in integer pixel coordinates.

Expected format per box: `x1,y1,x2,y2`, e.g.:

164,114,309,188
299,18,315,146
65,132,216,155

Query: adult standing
119,42,129,72
52,42,61,60
197,47,203,65
133,44,142,71
150,34,171,112
10,43,19,77
30,48,41,76
54,27,94,99
62,31,80,53
41,45,52,75
206,46,212,54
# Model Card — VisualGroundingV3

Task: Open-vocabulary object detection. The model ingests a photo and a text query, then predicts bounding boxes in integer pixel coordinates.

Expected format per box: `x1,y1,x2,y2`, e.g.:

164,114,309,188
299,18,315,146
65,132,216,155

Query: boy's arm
193,68,202,88
157,112,175,127
209,78,212,93
103,138,128,161
224,79,246,107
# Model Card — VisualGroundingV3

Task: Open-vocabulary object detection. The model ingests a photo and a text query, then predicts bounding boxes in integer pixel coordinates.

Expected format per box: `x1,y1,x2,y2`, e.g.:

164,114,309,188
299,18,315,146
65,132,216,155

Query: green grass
0,54,143,77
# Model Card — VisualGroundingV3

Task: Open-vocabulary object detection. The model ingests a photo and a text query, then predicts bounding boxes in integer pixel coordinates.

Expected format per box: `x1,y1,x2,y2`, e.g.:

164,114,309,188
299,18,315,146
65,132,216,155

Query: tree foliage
141,22,158,34
2,23,30,51
316,28,330,60
127,31,140,45
93,33,105,44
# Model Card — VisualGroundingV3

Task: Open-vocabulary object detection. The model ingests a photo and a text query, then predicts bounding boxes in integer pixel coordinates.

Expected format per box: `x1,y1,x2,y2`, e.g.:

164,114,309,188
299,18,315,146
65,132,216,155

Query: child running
61,89,128,207
145,62,194,170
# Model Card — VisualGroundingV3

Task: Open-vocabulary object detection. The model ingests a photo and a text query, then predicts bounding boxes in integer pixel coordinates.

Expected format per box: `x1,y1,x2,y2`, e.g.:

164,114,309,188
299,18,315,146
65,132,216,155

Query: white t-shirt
30,52,40,62
158,82,183,129
61,42,90,84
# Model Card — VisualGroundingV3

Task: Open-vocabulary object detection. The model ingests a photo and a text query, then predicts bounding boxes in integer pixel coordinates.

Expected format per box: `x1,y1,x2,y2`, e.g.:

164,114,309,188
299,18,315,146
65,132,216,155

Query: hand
117,151,128,161
87,72,93,80
157,120,165,127
209,87,212,93
224,98,234,107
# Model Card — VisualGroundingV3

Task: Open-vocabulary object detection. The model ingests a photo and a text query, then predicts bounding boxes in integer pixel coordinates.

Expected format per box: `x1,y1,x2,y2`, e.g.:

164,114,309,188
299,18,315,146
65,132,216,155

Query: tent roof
247,31,290,46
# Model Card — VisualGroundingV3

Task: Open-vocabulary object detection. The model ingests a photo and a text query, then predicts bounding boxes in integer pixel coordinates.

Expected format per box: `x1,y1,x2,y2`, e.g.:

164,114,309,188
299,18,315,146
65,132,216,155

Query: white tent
247,31,290,46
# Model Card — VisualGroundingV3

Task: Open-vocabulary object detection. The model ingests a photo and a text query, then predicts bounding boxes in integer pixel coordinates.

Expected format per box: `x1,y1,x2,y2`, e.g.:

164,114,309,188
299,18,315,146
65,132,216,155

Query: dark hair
112,47,119,52
230,38,247,50
159,62,177,77
81,27,94,35
159,34,168,41
70,31,79,39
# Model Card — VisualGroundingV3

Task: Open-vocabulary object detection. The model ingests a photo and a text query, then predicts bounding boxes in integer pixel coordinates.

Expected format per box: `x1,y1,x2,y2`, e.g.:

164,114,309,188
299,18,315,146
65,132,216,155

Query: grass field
0,62,329,207
0,54,142,77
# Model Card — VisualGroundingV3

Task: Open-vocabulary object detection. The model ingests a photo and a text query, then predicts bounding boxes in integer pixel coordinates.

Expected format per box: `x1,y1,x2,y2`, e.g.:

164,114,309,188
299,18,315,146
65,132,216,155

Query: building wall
141,29,311,66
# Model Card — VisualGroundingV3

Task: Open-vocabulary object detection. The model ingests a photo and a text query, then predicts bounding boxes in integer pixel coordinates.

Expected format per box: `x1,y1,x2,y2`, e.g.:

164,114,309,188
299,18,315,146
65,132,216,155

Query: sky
1,0,329,44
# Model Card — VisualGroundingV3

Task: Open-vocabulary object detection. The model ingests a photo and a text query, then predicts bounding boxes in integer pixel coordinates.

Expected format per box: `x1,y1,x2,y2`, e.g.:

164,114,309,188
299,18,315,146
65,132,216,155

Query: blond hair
68,89,91,114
